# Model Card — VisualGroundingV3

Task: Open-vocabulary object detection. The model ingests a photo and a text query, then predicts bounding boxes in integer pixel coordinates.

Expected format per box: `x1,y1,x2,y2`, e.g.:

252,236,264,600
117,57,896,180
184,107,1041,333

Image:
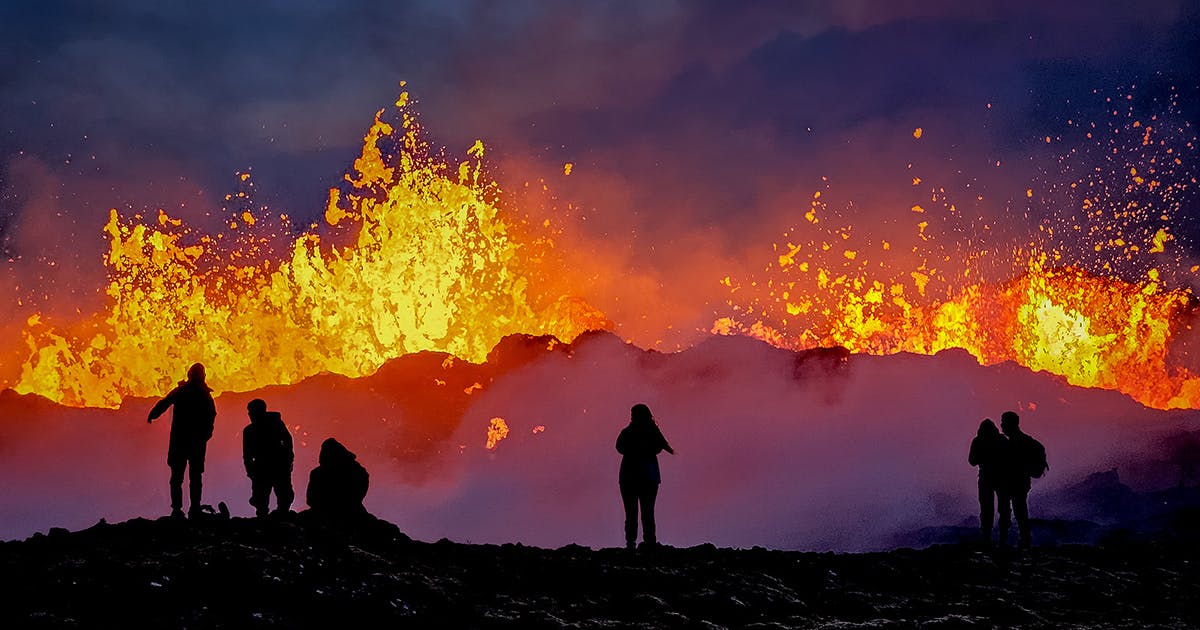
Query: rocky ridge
2,513,1197,629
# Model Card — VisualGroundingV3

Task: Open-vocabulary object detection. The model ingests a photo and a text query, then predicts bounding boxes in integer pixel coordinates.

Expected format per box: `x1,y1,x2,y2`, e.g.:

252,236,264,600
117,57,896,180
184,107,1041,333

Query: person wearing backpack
998,410,1048,548
242,398,295,517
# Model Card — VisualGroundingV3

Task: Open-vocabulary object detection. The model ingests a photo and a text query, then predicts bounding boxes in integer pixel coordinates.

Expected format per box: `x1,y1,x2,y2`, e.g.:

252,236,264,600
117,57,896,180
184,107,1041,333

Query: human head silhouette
1000,410,1020,435
319,438,354,466
631,403,653,427
187,363,206,384
247,398,267,421
978,418,999,437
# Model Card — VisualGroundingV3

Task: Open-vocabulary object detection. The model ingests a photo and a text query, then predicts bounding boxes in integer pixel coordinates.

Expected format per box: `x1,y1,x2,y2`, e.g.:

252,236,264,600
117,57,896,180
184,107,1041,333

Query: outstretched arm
147,390,177,424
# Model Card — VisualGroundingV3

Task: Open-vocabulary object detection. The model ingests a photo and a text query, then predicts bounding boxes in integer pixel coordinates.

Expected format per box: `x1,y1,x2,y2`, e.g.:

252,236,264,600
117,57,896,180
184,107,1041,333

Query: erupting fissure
8,87,1199,412
15,89,607,408
716,91,1199,410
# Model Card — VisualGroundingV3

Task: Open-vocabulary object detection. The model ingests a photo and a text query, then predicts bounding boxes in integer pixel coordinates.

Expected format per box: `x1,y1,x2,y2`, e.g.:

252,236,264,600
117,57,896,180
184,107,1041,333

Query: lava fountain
13,89,608,408
715,92,1199,410
5,87,1199,412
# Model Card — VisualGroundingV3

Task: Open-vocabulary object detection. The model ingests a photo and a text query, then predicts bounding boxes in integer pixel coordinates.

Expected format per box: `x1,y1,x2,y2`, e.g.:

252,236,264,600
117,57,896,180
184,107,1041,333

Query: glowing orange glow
7,87,1196,415
717,90,1199,410
717,255,1197,409
486,417,510,450
14,93,607,408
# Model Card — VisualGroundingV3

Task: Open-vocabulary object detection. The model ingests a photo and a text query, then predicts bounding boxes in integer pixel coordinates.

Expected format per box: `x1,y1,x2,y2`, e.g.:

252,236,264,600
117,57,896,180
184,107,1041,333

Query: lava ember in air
716,89,1199,410
486,417,510,450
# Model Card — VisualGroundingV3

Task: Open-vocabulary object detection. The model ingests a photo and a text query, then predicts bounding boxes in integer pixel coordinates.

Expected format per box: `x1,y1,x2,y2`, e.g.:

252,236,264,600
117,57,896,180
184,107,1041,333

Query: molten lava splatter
717,89,1199,410
15,89,608,408
486,417,510,450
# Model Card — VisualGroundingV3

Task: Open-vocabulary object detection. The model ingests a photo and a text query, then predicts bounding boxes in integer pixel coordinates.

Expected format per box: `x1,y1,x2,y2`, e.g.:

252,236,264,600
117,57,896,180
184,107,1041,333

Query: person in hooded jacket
968,418,1006,544
147,363,217,518
243,398,294,517
616,403,675,549
306,438,369,516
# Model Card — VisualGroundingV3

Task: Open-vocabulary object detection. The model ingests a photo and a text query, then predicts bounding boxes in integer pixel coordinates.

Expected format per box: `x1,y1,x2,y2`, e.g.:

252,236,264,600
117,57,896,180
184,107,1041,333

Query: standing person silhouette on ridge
242,398,295,517
998,410,1048,548
147,363,217,518
968,418,1006,546
616,403,674,550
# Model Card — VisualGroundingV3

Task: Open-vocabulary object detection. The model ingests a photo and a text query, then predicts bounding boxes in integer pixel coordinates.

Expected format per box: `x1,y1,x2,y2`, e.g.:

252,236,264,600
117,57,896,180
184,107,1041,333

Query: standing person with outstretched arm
147,363,217,518
616,403,674,550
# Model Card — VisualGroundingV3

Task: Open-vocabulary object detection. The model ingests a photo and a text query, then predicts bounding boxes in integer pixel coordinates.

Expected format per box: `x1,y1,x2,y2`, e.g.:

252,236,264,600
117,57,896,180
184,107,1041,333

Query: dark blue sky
1,1,1197,311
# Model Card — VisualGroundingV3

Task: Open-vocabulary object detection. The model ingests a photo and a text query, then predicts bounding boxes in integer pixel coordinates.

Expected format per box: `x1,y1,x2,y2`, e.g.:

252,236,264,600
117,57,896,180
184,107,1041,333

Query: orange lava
15,89,608,408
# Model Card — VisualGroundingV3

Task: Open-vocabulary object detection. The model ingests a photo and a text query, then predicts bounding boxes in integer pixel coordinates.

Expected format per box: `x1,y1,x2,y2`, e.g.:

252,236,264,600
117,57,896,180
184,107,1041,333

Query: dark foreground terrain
2,514,1197,629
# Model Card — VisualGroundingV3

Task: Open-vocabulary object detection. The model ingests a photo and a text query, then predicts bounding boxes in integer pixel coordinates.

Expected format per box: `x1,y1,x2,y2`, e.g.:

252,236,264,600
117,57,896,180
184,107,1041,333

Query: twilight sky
1,0,1198,339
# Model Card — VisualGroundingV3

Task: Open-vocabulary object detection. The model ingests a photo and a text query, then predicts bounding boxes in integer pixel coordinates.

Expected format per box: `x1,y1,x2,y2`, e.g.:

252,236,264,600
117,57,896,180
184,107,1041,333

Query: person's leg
997,489,1012,546
169,464,185,514
275,469,295,513
1013,488,1031,547
620,483,639,548
188,446,205,514
249,473,270,517
978,478,995,541
640,483,660,546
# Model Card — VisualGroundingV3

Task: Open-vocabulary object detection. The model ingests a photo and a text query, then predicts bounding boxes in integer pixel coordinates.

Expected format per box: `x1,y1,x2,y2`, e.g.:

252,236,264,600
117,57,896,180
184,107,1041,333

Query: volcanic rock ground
3,513,1197,629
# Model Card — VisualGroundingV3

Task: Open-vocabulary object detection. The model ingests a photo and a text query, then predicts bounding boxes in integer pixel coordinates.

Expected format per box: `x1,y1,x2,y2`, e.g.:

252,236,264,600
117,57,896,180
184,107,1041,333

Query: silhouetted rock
1,516,1197,628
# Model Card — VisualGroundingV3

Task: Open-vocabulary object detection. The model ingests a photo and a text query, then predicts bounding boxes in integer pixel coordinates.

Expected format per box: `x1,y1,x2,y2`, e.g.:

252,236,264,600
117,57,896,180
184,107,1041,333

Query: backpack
1023,436,1049,479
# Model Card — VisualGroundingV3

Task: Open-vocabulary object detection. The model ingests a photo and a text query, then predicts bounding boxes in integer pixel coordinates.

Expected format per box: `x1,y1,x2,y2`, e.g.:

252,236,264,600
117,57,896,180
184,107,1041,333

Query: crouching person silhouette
243,399,294,517
616,403,674,550
147,363,216,518
306,438,369,518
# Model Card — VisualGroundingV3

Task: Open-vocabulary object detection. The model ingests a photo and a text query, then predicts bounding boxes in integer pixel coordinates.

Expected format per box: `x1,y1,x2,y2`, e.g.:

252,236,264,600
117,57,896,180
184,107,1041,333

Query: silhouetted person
616,403,674,549
306,438,369,517
968,418,1006,544
243,399,295,517
147,363,216,518
998,410,1048,548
